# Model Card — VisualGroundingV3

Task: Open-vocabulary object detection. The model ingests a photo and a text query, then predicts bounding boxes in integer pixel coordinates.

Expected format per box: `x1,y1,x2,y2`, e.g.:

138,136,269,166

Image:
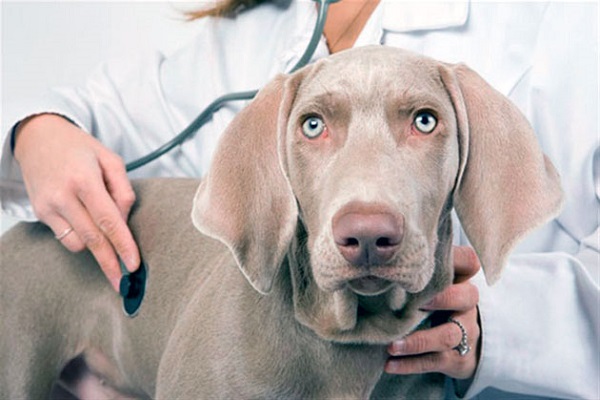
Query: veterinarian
1,1,598,399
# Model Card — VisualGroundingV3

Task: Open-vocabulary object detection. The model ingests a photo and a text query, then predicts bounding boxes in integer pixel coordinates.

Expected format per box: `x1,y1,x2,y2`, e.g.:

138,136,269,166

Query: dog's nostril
376,237,395,248
344,238,360,247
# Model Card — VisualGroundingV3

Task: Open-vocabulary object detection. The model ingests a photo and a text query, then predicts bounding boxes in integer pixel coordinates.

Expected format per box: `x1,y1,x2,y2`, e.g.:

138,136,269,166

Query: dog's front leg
50,357,140,400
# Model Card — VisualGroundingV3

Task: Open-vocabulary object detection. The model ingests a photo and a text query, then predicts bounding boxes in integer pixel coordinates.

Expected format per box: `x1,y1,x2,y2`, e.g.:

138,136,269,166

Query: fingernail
384,360,397,374
419,298,437,310
390,340,407,355
124,256,139,273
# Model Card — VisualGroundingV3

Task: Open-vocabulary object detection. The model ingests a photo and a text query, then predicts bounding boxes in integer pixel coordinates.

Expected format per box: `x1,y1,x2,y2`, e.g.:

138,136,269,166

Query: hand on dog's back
14,113,140,291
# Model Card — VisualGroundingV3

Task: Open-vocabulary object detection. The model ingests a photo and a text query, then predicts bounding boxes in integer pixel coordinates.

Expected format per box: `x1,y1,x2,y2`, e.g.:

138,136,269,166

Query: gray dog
0,46,563,398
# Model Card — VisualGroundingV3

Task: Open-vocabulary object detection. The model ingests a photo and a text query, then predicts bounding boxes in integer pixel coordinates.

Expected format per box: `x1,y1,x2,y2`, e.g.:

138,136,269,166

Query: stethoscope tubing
125,0,338,172
124,0,600,252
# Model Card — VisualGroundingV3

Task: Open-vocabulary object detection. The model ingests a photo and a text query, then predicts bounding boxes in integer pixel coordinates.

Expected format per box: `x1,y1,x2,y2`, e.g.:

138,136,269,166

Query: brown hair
186,0,269,19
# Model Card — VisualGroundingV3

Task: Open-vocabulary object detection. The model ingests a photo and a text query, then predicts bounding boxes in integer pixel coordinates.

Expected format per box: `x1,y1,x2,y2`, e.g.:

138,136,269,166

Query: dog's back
0,178,224,397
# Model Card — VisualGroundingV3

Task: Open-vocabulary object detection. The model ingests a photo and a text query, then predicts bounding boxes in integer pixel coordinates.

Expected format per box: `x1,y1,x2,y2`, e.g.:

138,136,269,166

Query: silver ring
55,227,74,241
448,317,471,356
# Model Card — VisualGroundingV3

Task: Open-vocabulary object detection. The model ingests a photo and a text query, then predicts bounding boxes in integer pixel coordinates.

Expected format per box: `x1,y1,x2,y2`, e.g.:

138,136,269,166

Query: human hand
385,246,481,380
14,114,140,291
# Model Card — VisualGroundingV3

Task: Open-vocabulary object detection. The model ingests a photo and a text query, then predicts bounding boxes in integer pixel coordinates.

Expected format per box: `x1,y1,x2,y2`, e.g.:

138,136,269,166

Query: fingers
46,214,85,253
15,115,140,291
420,246,479,311
420,280,479,312
389,317,465,356
47,178,138,291
453,246,481,282
99,150,137,221
385,248,482,380
90,150,139,271
386,308,480,380
385,346,477,380
45,198,123,291
70,196,129,289
46,176,138,291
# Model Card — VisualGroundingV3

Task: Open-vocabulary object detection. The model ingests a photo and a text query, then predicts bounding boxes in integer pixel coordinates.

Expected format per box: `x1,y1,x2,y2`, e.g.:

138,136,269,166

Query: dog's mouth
347,276,394,296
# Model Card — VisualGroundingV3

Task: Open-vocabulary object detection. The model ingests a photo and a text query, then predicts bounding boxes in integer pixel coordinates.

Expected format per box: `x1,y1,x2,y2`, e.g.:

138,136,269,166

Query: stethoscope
124,0,339,172
119,0,339,317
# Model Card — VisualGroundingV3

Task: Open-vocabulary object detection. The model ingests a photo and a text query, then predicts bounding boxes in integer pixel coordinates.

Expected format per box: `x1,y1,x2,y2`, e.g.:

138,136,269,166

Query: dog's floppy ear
440,64,563,284
191,74,299,294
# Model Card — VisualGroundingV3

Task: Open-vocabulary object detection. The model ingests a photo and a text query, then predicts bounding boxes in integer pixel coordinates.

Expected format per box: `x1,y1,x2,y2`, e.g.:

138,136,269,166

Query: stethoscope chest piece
119,259,147,317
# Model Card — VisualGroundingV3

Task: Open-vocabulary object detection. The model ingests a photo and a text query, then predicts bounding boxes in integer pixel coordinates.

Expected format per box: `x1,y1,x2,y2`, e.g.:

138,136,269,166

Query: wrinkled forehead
295,47,448,109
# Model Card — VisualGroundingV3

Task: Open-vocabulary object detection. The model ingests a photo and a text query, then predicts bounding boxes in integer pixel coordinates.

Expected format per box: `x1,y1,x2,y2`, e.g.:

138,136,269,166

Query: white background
1,1,207,232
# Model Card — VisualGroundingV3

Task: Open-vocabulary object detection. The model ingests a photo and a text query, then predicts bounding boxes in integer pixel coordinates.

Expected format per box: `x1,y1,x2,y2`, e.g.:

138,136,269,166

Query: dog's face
192,46,563,344
284,50,459,302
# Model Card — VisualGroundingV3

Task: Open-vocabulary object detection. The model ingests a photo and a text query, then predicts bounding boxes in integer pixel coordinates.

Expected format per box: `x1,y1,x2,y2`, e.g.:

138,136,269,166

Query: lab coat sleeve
463,3,600,399
0,50,180,221
0,11,235,222
465,251,599,399
0,4,299,222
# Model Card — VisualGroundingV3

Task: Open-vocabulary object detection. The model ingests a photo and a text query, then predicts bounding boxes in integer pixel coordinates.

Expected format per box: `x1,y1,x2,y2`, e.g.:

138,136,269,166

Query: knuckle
108,231,135,257
80,230,105,249
113,236,136,257
32,192,70,220
31,199,53,220
103,151,127,173
117,188,136,209
432,290,450,308
62,239,86,253
74,179,94,199
105,150,124,165
419,354,440,373
96,216,119,237
437,351,453,371
44,189,70,209
443,327,460,349
67,171,91,190
406,333,429,354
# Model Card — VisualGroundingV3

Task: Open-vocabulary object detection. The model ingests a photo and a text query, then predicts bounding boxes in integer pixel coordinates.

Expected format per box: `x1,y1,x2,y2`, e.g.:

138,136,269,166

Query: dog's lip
347,276,394,296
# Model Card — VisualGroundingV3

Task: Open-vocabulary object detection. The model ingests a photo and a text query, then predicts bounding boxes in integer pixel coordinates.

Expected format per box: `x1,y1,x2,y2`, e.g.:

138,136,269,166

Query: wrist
13,113,72,161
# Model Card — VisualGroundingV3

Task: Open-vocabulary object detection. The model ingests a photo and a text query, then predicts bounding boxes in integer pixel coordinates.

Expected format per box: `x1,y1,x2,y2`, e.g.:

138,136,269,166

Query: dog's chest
249,335,389,399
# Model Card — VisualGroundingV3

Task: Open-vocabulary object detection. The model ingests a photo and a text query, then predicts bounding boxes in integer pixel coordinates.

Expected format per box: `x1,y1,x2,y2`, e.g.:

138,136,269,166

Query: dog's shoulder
131,178,200,212
128,177,227,276
129,177,205,245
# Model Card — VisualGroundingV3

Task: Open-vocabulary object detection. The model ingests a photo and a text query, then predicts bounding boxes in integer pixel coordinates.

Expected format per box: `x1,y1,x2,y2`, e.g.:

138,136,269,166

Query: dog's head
192,46,563,344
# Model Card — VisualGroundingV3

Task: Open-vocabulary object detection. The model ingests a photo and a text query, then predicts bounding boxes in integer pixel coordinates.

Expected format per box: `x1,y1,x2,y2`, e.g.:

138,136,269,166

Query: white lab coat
0,1,598,399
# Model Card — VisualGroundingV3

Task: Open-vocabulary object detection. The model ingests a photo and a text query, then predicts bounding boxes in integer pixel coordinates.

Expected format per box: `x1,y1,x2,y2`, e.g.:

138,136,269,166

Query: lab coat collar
351,1,471,51
278,0,471,73
381,1,470,33
278,0,330,73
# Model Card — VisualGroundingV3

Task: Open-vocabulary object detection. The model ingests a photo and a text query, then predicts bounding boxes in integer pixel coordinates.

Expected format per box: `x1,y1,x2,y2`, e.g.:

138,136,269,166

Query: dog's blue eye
414,111,437,134
302,116,326,139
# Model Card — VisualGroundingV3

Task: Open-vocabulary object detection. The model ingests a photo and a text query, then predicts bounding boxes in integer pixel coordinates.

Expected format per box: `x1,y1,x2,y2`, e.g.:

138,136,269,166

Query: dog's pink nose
332,206,404,266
